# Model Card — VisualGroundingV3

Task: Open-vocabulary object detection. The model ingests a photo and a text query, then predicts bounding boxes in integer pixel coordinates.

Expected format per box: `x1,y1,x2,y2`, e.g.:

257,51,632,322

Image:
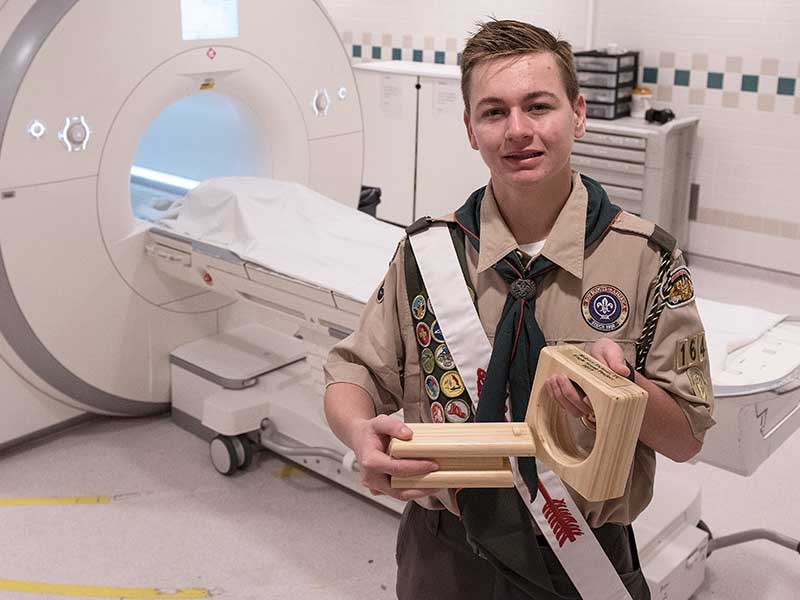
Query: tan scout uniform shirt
325,172,715,528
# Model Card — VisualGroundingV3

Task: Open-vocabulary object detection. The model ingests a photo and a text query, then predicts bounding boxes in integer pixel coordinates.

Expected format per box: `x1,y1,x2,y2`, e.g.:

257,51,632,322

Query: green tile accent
392,47,402,60
707,72,724,89
777,77,796,96
413,49,423,62
674,69,690,86
435,51,445,64
372,46,381,59
352,44,361,58
643,67,658,84
741,74,759,92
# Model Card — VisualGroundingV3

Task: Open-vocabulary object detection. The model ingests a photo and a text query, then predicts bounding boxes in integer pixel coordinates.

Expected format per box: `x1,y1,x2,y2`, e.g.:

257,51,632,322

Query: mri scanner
2,1,800,598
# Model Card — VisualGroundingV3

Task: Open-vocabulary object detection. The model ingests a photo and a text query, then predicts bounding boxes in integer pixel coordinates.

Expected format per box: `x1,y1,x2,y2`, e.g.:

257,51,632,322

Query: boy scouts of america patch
412,294,427,320
664,266,695,309
686,366,708,402
431,401,445,423
581,284,629,332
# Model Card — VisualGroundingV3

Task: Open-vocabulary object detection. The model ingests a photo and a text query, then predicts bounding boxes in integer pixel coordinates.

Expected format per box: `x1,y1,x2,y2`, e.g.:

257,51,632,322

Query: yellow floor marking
0,579,209,598
276,465,303,478
0,496,112,506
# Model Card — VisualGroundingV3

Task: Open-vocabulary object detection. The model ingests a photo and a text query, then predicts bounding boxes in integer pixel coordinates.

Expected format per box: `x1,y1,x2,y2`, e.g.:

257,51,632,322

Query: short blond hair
461,19,579,114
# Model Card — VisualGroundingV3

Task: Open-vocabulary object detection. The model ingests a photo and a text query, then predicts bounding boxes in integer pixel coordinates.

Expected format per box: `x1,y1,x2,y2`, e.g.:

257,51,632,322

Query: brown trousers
396,502,651,600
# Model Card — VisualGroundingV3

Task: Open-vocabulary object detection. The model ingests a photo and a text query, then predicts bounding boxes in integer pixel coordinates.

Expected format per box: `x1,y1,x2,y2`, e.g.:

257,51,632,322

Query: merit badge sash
409,223,632,600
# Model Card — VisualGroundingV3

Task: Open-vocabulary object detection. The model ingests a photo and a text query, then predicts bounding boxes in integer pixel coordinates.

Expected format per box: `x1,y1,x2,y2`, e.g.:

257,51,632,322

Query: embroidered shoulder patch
664,266,695,309
581,285,630,332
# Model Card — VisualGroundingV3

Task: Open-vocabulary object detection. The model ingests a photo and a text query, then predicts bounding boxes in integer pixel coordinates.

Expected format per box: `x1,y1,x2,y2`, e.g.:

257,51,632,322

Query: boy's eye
483,108,504,117
529,103,551,112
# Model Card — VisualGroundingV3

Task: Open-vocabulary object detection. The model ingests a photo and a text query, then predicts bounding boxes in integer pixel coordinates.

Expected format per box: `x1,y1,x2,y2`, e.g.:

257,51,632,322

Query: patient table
145,177,800,598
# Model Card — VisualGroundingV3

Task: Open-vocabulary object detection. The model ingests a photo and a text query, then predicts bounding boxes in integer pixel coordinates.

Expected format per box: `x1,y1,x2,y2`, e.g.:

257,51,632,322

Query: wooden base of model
389,345,648,502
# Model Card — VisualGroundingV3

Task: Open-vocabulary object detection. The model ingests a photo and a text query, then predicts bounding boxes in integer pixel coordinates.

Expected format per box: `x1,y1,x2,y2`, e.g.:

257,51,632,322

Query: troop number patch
675,332,707,372
581,285,629,332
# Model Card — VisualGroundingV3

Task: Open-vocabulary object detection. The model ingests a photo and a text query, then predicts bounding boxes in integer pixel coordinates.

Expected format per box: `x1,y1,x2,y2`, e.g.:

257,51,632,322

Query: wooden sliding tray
389,344,648,501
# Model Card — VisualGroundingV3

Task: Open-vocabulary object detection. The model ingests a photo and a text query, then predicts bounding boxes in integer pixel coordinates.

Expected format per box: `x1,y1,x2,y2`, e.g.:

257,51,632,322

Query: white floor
1,254,798,600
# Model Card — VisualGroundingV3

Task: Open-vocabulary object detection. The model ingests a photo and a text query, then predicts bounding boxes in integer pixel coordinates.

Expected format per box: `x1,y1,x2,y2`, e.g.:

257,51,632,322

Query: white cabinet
354,61,697,248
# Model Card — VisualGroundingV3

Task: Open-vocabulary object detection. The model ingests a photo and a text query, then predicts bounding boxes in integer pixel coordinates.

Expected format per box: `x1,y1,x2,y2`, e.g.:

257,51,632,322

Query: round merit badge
427,296,435,317
440,370,465,398
421,347,435,374
412,294,427,320
431,320,445,343
664,266,695,309
416,322,432,347
376,285,384,303
445,398,470,423
581,284,629,332
434,344,455,370
430,401,445,423
424,375,440,401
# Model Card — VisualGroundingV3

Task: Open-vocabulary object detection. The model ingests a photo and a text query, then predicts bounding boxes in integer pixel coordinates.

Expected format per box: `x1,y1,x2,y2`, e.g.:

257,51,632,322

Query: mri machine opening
130,91,268,222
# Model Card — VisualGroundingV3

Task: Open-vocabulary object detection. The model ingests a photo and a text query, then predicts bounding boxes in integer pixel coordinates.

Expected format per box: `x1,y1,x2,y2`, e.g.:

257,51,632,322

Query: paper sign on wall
381,76,403,118
433,80,460,115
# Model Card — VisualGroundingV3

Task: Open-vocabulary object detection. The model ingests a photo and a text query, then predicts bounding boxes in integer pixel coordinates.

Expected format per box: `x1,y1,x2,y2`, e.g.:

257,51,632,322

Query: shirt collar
475,172,587,279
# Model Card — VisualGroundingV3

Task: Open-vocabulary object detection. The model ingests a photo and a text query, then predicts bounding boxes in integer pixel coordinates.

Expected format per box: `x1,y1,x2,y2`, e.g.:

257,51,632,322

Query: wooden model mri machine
1,1,799,599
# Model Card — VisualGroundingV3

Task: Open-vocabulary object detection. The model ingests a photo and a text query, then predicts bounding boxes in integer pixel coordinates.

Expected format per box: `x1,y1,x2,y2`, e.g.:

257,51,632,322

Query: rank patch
431,320,445,344
416,322,432,347
421,347,435,374
664,266,695,309
411,294,427,320
675,332,707,373
687,367,709,402
440,371,465,398
431,401,445,423
424,375,440,401
445,398,470,423
434,344,455,370
581,285,630,332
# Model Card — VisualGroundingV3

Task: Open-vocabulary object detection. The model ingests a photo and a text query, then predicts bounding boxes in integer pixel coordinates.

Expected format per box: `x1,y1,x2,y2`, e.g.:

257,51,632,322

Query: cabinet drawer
573,141,646,163
582,131,646,150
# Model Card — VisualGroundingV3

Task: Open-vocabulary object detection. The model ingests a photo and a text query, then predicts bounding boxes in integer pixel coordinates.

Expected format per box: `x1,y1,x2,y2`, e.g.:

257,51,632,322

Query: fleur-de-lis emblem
595,296,616,318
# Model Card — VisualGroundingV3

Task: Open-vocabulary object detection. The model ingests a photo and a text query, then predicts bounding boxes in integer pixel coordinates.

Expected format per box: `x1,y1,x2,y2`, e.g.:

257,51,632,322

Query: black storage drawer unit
575,50,639,119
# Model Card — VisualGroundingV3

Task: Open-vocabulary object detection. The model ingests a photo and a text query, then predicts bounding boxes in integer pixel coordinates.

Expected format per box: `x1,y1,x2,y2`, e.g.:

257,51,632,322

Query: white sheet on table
157,177,405,304
695,297,787,380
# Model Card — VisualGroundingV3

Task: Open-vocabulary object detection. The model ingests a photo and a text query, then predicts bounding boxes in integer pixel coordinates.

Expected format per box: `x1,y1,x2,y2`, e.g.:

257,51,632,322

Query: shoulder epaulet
610,211,676,254
405,213,457,236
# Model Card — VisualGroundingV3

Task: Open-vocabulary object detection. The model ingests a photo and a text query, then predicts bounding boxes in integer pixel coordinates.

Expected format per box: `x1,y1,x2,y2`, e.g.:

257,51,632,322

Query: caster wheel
237,434,254,470
210,435,238,476
230,434,254,470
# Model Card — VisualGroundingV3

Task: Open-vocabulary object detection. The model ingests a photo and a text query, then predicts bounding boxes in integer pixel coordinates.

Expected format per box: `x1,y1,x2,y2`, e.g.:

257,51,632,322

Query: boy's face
464,52,585,194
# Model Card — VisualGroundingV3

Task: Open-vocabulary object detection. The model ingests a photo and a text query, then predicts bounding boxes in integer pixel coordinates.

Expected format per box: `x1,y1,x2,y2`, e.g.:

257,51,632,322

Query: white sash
409,224,632,600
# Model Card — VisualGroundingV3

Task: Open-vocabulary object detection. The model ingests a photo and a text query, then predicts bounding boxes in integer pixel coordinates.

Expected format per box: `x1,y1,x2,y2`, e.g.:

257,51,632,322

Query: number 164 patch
675,332,707,372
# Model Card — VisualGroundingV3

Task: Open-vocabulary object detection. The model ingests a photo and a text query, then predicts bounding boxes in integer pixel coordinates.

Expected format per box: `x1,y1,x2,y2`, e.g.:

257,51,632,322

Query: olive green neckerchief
444,175,621,596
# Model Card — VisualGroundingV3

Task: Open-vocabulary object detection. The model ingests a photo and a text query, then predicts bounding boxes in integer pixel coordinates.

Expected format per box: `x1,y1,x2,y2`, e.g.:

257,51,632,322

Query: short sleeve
641,252,716,442
324,243,405,416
